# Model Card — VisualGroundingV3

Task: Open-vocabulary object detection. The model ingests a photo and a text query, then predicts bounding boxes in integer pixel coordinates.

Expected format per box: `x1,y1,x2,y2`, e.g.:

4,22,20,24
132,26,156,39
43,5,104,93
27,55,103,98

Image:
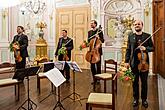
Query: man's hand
96,34,100,39
13,44,19,50
125,63,130,69
138,46,146,51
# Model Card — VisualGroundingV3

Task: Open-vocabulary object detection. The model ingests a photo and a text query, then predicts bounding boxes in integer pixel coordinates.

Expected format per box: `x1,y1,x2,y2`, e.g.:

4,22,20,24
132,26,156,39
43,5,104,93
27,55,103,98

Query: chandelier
25,0,46,15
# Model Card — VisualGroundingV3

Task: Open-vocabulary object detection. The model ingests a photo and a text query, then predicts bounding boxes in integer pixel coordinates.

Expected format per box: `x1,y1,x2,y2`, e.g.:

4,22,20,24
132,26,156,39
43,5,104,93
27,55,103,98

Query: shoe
96,80,100,84
142,100,148,108
133,99,139,107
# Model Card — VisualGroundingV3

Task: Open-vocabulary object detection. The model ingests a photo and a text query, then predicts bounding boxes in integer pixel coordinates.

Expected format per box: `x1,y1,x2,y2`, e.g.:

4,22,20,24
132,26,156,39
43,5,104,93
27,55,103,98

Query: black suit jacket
55,37,74,61
12,34,28,58
125,32,154,68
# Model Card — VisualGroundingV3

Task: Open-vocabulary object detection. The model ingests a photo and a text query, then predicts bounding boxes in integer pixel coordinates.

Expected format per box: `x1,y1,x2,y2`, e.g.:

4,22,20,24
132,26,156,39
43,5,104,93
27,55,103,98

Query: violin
135,27,161,72
85,26,102,63
13,42,22,62
137,45,149,72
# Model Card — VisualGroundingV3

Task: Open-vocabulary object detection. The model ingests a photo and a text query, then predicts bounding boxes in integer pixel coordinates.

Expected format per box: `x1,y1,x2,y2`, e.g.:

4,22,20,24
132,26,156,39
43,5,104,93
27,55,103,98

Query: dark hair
62,29,67,33
91,20,97,26
17,26,25,32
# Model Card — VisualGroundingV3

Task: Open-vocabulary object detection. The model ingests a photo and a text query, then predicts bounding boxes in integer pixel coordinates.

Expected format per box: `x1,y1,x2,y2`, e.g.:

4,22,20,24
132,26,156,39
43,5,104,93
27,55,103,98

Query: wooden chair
36,58,54,93
94,59,117,93
0,78,20,101
0,62,20,101
86,75,116,110
0,62,15,74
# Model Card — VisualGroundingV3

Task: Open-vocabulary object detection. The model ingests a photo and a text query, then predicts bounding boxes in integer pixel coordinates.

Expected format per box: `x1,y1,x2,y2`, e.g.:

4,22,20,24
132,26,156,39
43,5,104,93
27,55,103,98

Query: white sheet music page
44,68,66,87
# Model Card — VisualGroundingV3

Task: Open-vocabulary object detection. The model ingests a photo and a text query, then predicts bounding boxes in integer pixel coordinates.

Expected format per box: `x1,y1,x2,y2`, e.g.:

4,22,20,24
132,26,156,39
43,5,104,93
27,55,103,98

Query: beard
135,28,142,32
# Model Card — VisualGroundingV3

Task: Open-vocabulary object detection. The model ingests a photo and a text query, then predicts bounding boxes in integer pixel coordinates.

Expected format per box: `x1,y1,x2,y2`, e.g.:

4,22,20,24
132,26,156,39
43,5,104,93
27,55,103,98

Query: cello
85,26,102,63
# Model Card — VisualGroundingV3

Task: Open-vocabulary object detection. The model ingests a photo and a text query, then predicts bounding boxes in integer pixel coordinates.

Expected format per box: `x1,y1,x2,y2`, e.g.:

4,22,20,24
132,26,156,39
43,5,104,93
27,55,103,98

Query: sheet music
44,68,66,87
54,61,65,70
67,61,82,72
41,62,54,64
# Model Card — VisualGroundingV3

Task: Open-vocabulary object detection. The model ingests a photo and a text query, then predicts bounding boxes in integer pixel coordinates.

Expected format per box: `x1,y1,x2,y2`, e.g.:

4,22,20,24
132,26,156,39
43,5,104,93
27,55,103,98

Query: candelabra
121,15,134,66
35,21,48,62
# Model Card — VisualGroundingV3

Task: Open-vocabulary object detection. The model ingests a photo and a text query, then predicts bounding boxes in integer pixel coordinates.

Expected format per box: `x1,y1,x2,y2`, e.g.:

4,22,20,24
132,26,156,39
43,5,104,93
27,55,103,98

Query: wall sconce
144,6,149,16
2,9,8,18
144,1,150,16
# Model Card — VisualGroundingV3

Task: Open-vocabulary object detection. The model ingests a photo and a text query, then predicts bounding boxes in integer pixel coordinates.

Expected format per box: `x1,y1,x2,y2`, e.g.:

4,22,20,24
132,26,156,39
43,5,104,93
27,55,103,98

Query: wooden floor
0,69,159,110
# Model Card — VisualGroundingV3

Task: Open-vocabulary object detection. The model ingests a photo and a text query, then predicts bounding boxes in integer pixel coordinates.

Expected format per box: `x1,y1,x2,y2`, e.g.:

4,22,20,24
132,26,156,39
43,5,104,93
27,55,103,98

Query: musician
12,26,28,69
55,30,73,82
88,20,104,84
125,20,154,108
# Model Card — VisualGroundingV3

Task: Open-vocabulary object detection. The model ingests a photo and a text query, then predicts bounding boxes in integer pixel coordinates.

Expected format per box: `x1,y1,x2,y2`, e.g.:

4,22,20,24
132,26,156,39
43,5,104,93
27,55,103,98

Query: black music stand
17,66,40,110
39,62,56,103
62,61,86,105
44,62,66,110
13,68,27,81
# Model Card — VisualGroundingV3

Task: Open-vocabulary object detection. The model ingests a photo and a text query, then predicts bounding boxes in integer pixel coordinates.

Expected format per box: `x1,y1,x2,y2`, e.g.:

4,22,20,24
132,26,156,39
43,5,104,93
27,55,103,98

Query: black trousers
90,59,101,82
60,62,70,80
15,57,26,69
132,67,148,100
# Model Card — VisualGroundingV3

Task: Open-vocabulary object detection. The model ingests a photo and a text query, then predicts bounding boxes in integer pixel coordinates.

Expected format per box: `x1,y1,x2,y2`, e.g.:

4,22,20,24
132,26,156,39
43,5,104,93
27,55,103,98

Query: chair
94,59,117,93
0,62,15,74
36,58,54,93
86,75,116,110
0,62,20,101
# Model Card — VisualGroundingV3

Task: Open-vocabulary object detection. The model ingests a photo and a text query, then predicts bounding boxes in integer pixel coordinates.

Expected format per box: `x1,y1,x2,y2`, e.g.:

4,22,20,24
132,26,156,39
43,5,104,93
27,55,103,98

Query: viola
59,39,72,61
13,42,22,62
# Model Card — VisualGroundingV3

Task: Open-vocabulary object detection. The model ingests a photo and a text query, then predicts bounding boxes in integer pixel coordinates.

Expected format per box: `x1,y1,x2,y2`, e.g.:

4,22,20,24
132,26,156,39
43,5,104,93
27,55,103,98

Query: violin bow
88,27,108,40
138,27,161,47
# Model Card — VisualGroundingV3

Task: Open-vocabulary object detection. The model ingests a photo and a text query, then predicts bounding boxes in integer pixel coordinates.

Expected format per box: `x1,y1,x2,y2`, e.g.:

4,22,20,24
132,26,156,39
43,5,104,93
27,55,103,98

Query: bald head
133,19,143,34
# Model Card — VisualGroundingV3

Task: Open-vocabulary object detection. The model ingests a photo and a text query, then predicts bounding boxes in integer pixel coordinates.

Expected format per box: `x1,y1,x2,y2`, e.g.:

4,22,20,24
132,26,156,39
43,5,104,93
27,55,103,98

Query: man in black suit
125,20,154,108
88,20,104,84
55,30,73,82
12,26,28,69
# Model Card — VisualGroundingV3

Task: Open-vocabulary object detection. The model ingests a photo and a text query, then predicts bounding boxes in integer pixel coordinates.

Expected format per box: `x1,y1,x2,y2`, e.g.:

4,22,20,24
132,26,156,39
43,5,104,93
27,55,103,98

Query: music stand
17,66,40,110
62,61,86,105
39,62,56,103
44,66,66,110
13,68,27,81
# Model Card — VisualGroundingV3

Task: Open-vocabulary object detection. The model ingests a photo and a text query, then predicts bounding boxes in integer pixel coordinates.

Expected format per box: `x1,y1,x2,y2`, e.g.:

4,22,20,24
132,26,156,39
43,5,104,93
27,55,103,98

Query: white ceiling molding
104,0,142,15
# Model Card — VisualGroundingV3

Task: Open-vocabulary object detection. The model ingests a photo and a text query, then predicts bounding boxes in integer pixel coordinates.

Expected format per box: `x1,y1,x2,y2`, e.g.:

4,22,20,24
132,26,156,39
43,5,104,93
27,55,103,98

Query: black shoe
133,99,139,107
142,100,148,108
91,82,94,85
96,80,100,84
